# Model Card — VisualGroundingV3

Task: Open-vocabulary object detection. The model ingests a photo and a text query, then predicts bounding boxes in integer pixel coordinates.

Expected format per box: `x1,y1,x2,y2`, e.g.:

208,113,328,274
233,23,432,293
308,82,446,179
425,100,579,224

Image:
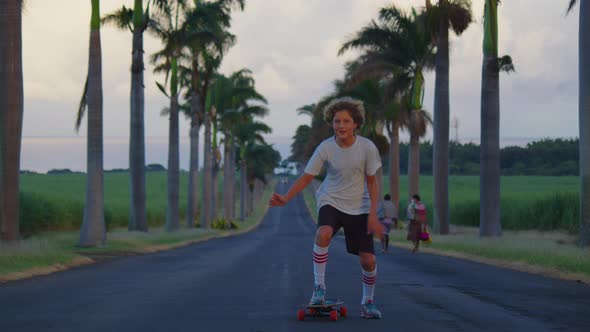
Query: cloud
255,63,292,100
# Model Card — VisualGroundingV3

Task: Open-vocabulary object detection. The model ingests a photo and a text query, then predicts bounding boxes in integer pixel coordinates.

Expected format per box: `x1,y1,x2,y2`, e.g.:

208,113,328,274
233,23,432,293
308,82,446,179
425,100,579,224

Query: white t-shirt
304,135,382,215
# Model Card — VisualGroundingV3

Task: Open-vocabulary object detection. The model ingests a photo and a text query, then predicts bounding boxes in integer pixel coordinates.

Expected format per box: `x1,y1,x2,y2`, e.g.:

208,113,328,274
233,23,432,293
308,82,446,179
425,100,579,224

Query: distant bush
195,218,239,230
47,168,81,174
146,164,166,172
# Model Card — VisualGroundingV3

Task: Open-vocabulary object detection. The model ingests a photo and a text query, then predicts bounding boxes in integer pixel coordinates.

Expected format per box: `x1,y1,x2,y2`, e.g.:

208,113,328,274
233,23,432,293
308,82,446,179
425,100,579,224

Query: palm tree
209,69,267,223
234,120,272,221
77,0,106,247
290,124,311,164
181,0,242,228
567,0,590,246
0,0,23,243
102,0,161,232
479,0,514,237
426,0,473,235
403,77,432,198
244,142,281,211
150,0,187,231
339,5,434,210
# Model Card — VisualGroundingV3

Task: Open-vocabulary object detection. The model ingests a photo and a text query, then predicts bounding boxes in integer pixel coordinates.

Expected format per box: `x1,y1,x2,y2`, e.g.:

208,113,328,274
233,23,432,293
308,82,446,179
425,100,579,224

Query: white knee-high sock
313,244,329,287
361,267,377,304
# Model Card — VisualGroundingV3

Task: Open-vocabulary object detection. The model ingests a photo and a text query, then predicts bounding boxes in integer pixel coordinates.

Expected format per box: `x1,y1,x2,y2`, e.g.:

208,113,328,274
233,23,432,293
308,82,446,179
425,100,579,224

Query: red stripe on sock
362,276,376,284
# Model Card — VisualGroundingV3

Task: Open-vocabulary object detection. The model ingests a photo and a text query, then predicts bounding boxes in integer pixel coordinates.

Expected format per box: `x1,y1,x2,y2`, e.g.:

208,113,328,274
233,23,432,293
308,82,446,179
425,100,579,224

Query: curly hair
323,96,365,128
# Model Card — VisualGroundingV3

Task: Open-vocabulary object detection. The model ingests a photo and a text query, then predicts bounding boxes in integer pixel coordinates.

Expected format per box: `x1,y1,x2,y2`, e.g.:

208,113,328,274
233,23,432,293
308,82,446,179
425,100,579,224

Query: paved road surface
1,183,589,331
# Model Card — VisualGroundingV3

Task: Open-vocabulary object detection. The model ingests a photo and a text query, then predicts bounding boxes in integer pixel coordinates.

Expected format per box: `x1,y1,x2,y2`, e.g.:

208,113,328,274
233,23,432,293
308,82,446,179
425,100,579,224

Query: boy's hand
269,193,288,207
367,212,383,239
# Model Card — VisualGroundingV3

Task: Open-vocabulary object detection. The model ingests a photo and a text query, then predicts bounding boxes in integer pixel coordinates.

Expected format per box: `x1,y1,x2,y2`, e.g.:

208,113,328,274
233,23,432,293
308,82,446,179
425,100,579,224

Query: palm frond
75,76,89,132
567,0,577,14
101,6,133,31
447,1,473,35
498,55,515,73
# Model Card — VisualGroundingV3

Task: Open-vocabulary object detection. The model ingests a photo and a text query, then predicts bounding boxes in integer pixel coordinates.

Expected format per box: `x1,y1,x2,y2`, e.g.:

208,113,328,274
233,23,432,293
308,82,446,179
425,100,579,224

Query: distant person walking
269,97,383,319
379,194,397,253
406,194,427,253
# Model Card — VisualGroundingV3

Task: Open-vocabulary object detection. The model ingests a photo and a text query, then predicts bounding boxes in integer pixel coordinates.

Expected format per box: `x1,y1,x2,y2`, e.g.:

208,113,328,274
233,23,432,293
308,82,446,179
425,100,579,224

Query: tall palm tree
403,76,432,198
77,0,106,247
339,5,434,209
150,0,187,231
479,0,514,237
209,69,267,223
567,0,590,246
181,0,242,228
102,0,160,232
0,0,23,243
426,0,472,235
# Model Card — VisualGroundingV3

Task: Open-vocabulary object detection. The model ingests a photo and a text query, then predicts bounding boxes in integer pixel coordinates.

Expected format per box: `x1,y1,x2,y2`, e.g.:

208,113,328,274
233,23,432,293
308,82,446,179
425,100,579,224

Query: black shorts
318,205,374,255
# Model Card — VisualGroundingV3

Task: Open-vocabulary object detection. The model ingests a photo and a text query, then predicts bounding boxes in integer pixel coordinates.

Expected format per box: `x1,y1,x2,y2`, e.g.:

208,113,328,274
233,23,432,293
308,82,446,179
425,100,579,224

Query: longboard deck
298,299,348,321
306,300,343,308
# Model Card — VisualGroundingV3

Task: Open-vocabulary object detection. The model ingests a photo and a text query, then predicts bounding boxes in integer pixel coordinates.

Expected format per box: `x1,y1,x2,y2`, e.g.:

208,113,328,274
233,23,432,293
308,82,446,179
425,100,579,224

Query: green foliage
384,175,579,233
18,172,189,236
379,138,579,176
210,218,239,230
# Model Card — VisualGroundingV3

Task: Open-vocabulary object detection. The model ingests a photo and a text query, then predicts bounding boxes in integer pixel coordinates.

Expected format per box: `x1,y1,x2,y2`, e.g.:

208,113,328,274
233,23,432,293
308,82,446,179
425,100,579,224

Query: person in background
406,194,427,253
379,193,397,253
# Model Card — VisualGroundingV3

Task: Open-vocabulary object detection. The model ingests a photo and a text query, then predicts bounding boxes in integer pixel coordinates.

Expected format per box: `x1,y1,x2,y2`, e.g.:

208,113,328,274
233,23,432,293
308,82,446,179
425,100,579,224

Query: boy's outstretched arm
269,173,315,207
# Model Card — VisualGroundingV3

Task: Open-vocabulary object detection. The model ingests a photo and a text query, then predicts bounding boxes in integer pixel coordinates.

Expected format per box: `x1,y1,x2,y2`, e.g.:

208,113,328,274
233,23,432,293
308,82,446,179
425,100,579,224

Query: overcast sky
20,0,579,171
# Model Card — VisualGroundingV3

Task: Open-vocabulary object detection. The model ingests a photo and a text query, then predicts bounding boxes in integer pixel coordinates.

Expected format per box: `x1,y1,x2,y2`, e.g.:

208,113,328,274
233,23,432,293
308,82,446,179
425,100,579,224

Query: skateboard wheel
297,309,305,321
307,308,315,315
339,306,348,317
330,310,338,321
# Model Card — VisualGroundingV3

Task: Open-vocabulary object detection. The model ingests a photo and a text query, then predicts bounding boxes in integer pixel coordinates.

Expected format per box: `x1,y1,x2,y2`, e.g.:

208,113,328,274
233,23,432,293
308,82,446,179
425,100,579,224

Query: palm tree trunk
187,106,200,228
248,184,254,215
202,112,212,228
166,96,180,231
230,141,237,219
239,160,246,221
579,0,590,246
211,157,219,222
79,0,106,247
480,0,502,237
388,122,400,212
408,133,420,199
223,135,232,223
0,0,23,243
479,54,502,237
433,21,450,235
128,6,147,232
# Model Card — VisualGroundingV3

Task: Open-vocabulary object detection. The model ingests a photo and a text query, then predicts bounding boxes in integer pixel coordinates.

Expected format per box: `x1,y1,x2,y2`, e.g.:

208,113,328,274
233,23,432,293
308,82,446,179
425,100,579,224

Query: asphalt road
1,183,589,332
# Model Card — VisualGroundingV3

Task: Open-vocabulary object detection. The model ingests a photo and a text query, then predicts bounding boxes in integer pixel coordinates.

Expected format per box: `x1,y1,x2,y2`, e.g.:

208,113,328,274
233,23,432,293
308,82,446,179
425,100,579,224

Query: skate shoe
361,299,382,319
309,284,326,305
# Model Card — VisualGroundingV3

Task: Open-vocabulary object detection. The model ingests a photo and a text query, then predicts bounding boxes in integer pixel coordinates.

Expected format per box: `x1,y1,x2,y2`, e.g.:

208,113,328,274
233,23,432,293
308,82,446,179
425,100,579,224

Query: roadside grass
388,227,590,279
0,180,275,281
302,180,590,282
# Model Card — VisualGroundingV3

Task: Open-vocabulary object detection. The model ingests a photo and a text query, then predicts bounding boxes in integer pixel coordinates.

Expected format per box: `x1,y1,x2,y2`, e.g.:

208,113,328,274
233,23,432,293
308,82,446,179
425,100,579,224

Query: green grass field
1,175,275,279
384,175,579,233
19,172,188,233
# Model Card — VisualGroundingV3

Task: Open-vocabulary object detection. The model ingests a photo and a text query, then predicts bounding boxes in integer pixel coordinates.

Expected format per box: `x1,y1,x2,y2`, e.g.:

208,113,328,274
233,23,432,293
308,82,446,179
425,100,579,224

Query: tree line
379,138,579,176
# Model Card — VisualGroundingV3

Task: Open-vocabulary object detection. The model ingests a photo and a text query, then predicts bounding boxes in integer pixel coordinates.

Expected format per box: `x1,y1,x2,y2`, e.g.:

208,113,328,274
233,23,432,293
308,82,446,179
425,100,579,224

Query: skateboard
297,299,347,321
